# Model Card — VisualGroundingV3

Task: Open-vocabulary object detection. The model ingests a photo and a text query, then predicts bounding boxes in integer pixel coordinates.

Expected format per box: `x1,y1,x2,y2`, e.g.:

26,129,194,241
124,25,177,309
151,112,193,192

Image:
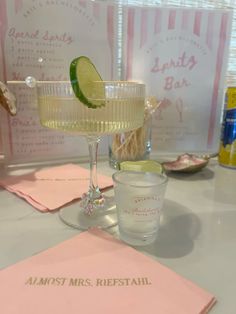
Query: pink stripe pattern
206,12,214,50
140,9,148,48
207,13,229,147
93,2,100,20
0,1,14,156
193,11,202,36
126,8,135,80
168,10,176,30
107,5,114,80
0,0,8,81
181,10,189,30
14,0,23,14
79,0,86,8
154,9,162,34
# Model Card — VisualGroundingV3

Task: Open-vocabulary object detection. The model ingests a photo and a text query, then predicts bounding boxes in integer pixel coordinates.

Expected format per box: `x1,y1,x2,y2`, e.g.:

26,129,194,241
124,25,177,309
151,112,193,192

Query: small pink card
0,164,113,212
0,229,216,313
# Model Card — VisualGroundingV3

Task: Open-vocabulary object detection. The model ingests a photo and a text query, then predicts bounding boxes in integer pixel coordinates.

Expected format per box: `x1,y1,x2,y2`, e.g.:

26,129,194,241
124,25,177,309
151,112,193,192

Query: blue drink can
218,87,236,168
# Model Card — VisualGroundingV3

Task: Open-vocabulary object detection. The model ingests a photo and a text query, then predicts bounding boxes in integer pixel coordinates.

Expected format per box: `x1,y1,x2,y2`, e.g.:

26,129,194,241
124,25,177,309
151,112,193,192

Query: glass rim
112,170,168,188
36,80,145,87
6,80,145,89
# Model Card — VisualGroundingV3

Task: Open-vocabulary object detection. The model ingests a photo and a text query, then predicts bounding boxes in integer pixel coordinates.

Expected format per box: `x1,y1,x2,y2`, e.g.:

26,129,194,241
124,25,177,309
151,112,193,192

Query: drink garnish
120,160,164,174
70,56,105,109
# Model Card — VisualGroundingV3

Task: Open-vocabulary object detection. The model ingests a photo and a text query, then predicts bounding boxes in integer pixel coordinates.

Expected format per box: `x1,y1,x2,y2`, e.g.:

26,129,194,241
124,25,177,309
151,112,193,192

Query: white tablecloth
0,158,236,313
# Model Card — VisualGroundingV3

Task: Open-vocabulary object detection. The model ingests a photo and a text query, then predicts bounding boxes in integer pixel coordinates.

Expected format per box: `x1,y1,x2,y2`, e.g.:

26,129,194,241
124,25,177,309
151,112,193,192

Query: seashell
0,81,17,115
162,153,214,173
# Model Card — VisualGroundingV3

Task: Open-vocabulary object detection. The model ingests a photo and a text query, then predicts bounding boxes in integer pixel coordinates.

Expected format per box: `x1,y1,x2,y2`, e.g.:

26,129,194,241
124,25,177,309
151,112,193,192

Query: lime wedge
120,160,164,174
70,56,105,108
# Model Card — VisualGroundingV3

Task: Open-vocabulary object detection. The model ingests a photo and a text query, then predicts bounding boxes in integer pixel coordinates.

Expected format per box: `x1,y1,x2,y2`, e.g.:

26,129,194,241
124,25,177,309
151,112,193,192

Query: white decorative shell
0,81,17,115
162,153,209,173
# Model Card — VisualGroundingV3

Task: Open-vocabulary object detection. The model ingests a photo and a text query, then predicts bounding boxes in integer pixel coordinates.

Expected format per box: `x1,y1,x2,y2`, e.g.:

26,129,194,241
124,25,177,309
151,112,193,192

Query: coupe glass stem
87,135,100,197
82,135,104,215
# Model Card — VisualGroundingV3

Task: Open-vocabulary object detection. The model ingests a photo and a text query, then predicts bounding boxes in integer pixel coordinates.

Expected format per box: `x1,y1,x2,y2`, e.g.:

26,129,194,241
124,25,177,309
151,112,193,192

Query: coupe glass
37,81,145,230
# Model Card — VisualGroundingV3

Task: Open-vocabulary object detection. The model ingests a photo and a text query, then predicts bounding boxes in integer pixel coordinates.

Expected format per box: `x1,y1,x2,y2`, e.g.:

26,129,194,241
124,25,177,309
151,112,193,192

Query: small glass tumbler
112,170,168,246
109,116,152,169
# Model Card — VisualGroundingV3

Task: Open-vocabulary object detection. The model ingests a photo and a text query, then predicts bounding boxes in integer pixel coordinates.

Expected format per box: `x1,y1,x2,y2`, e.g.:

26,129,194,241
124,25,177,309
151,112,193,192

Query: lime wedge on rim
70,56,105,109
120,160,164,174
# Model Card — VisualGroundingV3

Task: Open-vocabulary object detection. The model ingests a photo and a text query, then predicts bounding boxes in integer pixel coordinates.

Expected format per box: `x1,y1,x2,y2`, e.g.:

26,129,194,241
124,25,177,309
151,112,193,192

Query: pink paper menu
0,229,216,314
123,6,232,153
0,0,117,164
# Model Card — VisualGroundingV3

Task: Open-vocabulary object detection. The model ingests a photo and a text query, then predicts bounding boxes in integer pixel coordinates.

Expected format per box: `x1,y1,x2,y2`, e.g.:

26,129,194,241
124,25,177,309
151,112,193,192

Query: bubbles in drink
25,76,36,88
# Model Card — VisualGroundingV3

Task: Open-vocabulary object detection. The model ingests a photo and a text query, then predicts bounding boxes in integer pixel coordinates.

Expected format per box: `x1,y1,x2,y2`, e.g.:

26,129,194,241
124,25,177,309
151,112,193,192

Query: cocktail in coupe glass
37,80,145,230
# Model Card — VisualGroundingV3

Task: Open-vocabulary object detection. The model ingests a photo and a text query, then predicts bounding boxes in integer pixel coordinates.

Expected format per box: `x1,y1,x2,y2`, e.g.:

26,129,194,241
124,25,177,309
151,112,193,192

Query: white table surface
0,158,236,314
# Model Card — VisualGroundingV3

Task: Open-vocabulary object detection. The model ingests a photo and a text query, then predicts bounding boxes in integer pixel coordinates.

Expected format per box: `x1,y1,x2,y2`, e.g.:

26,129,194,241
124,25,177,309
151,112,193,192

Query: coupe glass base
59,196,117,230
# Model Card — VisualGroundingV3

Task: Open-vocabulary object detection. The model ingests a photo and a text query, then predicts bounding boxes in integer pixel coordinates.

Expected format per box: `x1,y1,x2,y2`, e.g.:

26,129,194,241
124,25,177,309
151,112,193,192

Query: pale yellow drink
39,95,144,134
38,81,145,135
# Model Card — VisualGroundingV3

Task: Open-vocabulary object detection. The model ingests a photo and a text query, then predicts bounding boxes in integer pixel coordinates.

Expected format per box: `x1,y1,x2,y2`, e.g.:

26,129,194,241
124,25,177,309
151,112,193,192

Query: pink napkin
0,229,216,314
0,164,113,212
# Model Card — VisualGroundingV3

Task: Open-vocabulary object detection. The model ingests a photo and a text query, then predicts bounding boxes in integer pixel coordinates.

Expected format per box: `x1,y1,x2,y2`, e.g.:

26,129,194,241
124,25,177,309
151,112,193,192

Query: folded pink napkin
0,164,113,212
0,229,216,313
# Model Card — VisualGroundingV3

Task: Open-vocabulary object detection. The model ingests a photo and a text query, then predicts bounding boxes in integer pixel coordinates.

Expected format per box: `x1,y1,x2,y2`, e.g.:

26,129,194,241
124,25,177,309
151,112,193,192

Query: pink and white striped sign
123,7,232,153
0,0,117,164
